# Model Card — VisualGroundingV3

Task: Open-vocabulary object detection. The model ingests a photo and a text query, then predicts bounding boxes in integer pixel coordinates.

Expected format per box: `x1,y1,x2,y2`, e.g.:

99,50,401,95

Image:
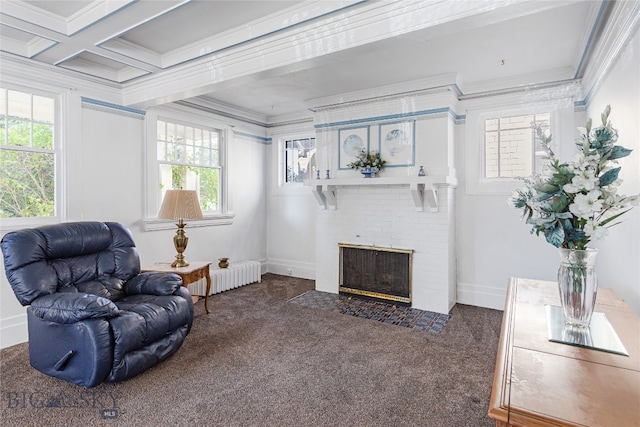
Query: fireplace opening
339,244,412,304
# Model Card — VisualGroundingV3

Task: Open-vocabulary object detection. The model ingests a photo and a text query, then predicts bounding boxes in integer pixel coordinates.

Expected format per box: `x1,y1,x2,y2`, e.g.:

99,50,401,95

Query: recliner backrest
2,221,141,305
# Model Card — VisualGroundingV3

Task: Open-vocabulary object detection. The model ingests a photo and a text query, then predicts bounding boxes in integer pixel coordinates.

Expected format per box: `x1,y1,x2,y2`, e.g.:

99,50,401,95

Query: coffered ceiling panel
0,24,57,58
2,0,132,35
116,1,296,53
23,0,95,18
98,0,340,69
56,51,151,83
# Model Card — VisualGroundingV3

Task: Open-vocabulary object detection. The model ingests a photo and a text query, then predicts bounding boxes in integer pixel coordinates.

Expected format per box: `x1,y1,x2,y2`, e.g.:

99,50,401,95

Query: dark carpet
288,290,451,333
0,274,503,427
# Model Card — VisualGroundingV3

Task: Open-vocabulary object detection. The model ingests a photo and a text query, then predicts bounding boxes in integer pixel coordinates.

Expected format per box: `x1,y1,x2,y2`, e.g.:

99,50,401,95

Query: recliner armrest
124,272,182,296
30,293,119,324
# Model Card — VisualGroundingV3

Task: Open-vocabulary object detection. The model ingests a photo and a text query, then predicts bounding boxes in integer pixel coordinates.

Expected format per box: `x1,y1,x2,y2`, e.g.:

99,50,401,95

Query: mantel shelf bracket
410,183,438,212
311,185,327,209
323,185,337,210
425,185,439,212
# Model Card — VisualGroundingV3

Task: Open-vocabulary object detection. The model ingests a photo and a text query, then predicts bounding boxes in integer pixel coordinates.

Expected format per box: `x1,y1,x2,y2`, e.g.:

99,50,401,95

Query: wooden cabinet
489,277,640,427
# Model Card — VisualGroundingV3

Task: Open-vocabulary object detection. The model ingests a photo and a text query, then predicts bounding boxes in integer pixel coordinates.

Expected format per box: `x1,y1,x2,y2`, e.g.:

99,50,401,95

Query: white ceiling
0,0,610,120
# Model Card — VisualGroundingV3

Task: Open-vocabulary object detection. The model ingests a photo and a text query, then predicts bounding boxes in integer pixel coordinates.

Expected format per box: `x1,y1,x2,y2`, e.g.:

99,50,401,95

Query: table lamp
157,189,203,267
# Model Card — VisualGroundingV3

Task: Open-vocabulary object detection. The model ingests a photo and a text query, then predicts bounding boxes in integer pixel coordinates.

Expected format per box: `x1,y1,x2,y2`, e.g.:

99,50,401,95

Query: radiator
188,261,261,296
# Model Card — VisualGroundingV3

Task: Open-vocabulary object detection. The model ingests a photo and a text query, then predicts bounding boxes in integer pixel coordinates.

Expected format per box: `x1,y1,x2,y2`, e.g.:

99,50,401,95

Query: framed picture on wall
338,126,369,170
378,120,415,167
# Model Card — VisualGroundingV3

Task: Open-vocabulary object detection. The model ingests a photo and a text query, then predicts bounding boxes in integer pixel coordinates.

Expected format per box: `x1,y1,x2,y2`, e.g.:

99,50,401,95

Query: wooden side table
489,277,640,426
141,261,211,314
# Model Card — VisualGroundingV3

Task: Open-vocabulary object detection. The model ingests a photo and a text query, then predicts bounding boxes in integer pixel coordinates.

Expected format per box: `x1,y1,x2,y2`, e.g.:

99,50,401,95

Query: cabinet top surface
489,277,640,427
510,278,639,369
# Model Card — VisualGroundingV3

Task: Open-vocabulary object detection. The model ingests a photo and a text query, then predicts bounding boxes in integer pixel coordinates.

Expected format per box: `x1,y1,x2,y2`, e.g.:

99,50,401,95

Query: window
484,112,550,179
284,137,316,183
145,109,233,230
464,99,574,195
156,117,221,212
0,88,57,219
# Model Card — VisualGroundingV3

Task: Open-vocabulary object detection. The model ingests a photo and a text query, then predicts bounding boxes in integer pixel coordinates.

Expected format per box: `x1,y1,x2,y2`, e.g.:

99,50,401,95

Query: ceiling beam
122,0,572,109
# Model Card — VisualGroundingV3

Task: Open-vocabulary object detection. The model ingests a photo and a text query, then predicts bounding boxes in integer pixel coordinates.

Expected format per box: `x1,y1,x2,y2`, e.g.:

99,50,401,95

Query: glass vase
557,248,598,327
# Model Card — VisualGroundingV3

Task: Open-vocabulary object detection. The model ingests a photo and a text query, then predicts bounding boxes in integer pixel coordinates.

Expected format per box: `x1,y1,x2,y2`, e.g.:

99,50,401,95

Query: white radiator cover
188,261,262,296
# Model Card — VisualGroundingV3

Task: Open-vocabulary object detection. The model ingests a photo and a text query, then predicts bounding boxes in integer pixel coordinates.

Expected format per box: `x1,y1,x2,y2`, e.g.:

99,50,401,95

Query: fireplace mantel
305,176,457,211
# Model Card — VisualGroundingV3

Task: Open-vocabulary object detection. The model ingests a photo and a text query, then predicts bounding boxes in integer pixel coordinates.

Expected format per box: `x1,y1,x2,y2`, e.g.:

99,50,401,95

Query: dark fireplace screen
339,244,412,304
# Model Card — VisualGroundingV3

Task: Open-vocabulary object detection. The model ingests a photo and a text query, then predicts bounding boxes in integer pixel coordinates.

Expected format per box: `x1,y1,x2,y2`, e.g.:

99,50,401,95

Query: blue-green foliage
508,105,637,249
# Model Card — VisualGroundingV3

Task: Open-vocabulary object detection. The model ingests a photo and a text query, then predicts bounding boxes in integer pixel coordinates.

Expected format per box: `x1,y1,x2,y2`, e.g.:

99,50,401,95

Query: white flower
584,219,609,240
563,168,597,193
509,107,638,249
569,190,603,219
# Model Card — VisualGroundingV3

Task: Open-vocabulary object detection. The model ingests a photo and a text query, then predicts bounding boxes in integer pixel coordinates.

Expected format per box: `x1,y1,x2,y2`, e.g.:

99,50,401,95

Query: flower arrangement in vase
347,149,387,178
508,105,638,327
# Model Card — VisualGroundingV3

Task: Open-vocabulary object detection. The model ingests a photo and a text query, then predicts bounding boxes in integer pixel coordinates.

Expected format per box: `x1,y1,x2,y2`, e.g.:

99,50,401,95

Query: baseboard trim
0,312,28,349
456,282,507,311
266,258,315,280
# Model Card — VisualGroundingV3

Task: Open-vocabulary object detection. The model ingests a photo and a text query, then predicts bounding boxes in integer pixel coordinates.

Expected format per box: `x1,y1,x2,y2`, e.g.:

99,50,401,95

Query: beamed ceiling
1,0,637,121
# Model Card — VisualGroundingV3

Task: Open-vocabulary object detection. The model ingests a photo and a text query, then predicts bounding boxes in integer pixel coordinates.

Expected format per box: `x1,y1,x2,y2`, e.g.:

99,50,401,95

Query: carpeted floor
0,274,503,427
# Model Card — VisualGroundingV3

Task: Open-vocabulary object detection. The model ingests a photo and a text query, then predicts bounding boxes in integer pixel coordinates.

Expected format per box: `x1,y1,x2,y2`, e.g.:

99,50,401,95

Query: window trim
0,84,66,231
483,112,550,179
465,102,567,195
144,108,234,231
274,132,317,196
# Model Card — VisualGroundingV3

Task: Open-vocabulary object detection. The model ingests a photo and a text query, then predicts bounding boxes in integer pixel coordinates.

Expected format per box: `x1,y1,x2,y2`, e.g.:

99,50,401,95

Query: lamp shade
158,189,204,220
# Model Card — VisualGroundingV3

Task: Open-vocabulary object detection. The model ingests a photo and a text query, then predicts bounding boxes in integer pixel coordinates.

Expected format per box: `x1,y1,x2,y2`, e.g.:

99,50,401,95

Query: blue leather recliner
1,221,194,387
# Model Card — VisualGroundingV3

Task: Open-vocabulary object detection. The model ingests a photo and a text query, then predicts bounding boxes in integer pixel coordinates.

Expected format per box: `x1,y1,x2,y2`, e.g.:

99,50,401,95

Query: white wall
0,83,268,348
456,94,579,310
585,26,640,313
456,27,640,314
265,124,318,280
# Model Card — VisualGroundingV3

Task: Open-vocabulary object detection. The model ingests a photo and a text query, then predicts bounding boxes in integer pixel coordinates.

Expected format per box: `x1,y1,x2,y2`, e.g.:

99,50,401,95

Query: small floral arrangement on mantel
508,105,638,250
347,149,387,177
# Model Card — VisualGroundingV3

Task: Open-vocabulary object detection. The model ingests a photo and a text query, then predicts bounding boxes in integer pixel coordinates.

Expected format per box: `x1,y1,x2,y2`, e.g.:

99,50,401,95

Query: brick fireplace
314,181,457,315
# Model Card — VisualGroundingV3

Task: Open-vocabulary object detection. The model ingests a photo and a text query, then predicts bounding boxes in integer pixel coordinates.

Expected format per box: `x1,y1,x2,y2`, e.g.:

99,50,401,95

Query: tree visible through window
0,88,56,218
285,137,316,183
485,112,550,178
157,118,221,212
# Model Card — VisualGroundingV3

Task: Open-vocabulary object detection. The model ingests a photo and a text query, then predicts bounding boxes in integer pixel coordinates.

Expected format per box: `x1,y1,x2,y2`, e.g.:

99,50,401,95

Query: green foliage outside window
1,120,55,218
158,118,220,212
161,164,219,211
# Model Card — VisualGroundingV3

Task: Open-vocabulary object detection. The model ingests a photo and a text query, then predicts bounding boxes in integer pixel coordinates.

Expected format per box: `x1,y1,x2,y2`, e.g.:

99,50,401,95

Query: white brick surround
315,184,456,314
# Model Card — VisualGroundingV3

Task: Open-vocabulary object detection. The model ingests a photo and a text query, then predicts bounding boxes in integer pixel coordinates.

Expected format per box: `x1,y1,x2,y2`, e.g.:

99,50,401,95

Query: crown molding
177,97,268,127
459,79,582,112
580,0,640,104
462,67,576,96
306,74,463,113
266,112,314,129
573,0,608,78
0,52,122,102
